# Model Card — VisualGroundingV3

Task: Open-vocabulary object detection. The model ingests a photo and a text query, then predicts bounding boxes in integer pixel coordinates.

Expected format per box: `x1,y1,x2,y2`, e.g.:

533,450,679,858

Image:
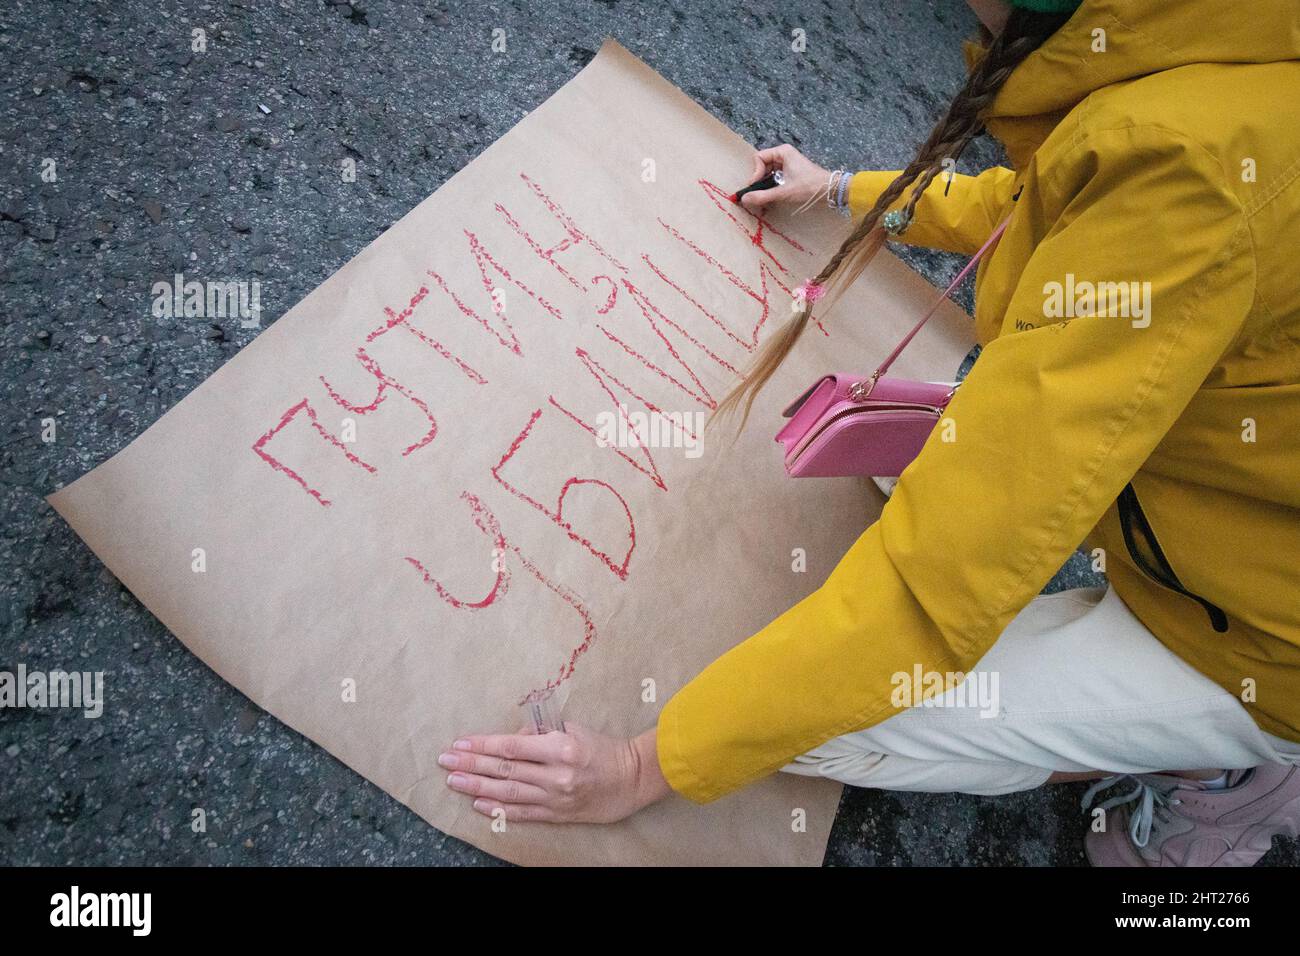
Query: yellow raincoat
657,0,1300,803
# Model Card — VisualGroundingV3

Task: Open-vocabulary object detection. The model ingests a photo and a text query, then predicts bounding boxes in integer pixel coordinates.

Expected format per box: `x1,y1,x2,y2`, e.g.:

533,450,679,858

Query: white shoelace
1080,775,1183,848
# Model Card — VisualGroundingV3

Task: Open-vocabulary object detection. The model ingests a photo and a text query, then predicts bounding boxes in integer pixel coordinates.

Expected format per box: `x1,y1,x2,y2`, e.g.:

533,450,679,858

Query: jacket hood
982,0,1300,166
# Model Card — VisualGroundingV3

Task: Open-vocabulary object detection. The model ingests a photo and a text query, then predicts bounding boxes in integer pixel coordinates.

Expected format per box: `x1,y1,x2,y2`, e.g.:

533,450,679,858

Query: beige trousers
782,586,1300,796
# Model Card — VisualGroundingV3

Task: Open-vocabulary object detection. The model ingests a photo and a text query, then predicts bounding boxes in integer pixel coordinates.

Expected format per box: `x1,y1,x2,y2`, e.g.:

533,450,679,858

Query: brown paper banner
49,40,972,865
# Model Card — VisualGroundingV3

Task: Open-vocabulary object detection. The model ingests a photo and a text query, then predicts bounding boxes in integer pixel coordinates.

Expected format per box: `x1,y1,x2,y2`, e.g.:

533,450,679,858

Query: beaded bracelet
835,171,852,216
824,169,852,218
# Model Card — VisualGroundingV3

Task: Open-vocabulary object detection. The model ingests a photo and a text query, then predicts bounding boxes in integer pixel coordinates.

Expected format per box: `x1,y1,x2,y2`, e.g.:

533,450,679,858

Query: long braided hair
716,8,1073,427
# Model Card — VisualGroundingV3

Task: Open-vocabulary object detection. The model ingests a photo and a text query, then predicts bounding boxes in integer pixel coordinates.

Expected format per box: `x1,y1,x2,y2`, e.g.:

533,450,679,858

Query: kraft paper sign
49,40,972,866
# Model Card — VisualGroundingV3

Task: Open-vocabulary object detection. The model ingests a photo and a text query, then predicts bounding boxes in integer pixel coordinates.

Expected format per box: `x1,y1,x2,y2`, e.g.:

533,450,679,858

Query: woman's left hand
439,724,671,824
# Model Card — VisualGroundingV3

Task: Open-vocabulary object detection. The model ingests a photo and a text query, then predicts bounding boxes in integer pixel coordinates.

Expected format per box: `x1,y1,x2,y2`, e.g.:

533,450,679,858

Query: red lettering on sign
490,407,637,580
252,398,377,507
406,491,599,701
319,347,439,457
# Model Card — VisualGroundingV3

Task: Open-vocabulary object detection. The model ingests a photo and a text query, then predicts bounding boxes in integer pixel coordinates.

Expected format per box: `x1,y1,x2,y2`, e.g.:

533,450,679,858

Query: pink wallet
777,217,1010,478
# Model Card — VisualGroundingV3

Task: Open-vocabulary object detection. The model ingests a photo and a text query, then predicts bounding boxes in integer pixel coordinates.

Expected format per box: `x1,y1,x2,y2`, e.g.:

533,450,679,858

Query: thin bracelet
824,170,842,211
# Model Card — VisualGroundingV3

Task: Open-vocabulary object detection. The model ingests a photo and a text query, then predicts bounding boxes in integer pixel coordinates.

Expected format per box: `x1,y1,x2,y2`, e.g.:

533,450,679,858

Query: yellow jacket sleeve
657,126,1256,803
847,166,1017,255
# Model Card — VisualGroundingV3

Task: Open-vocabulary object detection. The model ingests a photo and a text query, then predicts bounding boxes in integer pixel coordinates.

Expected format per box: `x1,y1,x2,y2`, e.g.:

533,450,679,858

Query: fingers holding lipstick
741,143,832,213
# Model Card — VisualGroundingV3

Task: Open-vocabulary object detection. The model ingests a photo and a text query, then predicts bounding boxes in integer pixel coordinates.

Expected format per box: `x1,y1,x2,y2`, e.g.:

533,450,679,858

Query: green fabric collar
1009,0,1083,12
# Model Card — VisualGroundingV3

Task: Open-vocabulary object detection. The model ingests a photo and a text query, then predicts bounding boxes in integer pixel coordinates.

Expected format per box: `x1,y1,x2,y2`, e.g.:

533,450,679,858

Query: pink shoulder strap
872,216,1011,380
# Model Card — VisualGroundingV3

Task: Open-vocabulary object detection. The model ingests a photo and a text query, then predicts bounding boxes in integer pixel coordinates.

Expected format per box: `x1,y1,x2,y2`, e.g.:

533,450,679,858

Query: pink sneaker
1083,765,1300,867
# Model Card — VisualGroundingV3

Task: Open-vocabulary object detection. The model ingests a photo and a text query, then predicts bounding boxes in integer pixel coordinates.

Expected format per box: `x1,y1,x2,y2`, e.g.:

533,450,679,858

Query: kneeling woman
440,0,1300,866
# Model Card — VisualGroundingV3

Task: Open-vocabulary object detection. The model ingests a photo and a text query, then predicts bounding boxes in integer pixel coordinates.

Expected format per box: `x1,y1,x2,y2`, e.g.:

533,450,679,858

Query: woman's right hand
740,144,832,214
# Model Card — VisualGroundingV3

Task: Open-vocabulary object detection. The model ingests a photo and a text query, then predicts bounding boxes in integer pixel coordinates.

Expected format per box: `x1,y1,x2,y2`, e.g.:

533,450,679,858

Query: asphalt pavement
2,0,1293,866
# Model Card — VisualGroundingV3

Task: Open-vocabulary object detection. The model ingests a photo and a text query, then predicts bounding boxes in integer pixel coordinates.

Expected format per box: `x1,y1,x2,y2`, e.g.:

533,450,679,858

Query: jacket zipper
1116,483,1228,633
